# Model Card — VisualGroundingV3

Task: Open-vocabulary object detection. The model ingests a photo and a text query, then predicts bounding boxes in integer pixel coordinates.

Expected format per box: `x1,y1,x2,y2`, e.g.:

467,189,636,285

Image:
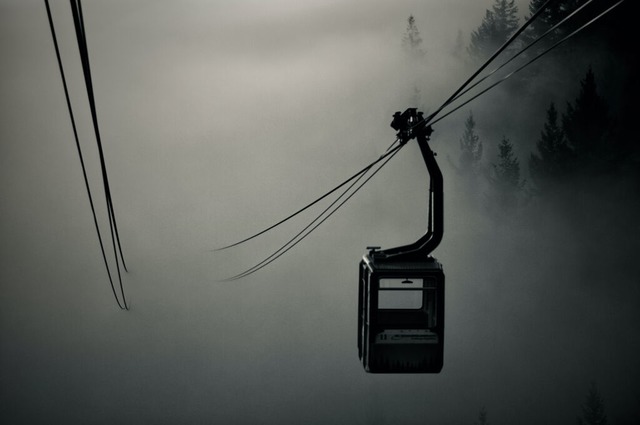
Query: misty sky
1,1,639,424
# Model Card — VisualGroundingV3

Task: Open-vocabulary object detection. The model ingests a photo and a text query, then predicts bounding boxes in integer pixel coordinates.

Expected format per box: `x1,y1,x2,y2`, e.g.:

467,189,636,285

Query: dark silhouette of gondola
358,108,445,373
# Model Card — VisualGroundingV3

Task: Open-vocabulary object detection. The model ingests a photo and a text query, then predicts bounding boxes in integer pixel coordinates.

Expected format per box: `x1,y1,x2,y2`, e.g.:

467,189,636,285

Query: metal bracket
390,108,433,145
372,108,442,262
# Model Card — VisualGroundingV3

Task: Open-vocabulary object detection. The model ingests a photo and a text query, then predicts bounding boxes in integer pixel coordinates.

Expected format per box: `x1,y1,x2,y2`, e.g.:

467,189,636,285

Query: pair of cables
45,0,129,309
217,0,625,281
428,0,625,126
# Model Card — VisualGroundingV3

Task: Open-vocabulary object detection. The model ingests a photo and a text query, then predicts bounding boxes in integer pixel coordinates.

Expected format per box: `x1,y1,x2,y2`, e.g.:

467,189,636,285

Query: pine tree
492,0,519,38
494,137,521,188
562,67,611,172
468,9,498,61
402,16,425,107
476,406,489,425
489,137,522,213
577,382,608,425
402,15,425,59
468,0,519,61
459,111,483,175
529,102,571,191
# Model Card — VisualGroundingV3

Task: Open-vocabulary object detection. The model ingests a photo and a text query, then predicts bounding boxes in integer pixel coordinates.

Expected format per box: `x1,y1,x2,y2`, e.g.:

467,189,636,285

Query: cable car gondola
358,108,445,373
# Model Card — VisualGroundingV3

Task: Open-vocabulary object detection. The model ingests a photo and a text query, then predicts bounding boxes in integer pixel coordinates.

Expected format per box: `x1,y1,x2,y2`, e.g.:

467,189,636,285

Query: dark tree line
449,0,639,218
529,67,613,195
403,0,638,218
395,4,635,424
454,66,621,216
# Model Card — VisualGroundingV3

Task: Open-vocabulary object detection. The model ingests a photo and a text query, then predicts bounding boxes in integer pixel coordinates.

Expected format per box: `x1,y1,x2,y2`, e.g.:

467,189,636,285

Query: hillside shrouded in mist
1,0,638,424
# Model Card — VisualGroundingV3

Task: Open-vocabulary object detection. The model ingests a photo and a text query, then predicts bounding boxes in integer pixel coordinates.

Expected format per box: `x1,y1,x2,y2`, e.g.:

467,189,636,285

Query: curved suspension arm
374,109,443,262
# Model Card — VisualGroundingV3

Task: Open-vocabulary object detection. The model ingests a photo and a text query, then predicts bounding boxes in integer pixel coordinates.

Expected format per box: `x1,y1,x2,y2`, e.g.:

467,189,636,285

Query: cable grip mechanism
390,108,433,144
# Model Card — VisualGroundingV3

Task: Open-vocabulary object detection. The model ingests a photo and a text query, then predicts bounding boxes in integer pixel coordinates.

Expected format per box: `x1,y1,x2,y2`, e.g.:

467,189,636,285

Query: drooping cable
430,0,625,126
69,0,129,309
221,162,376,280
218,0,616,281
72,0,126,268
44,0,125,309
215,138,400,251
69,0,129,273
218,0,557,279
221,143,405,281
221,143,403,280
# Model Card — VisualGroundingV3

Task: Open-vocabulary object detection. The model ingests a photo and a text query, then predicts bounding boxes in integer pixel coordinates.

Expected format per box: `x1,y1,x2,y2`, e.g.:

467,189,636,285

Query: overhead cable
220,143,405,281
69,0,129,274
218,0,559,280
69,0,129,309
421,0,560,126
430,0,625,126
445,0,597,111
215,139,400,251
219,0,624,281
44,0,126,309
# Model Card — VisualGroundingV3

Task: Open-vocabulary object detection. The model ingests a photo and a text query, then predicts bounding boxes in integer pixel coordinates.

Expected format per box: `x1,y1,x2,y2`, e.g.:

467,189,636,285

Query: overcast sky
1,1,638,424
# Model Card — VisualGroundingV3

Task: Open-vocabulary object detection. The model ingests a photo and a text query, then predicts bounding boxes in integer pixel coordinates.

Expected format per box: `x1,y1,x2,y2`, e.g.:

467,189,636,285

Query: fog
1,1,638,424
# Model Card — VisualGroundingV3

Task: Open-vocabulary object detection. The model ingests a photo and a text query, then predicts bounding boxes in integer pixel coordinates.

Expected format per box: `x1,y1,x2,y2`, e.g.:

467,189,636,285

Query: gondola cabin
357,108,445,373
358,248,444,373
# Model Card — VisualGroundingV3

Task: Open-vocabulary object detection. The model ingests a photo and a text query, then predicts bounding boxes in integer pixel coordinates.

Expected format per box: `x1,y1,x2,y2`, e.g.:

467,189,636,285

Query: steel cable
220,0,623,280
221,143,405,281
420,0,560,127
443,0,597,112
218,0,562,280
70,0,129,274
44,0,126,309
215,139,400,251
430,0,625,126
69,0,129,309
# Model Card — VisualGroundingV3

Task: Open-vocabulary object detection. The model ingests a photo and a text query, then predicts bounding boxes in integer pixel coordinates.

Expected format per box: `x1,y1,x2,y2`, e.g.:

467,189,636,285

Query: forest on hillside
403,0,638,221
402,1,638,423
